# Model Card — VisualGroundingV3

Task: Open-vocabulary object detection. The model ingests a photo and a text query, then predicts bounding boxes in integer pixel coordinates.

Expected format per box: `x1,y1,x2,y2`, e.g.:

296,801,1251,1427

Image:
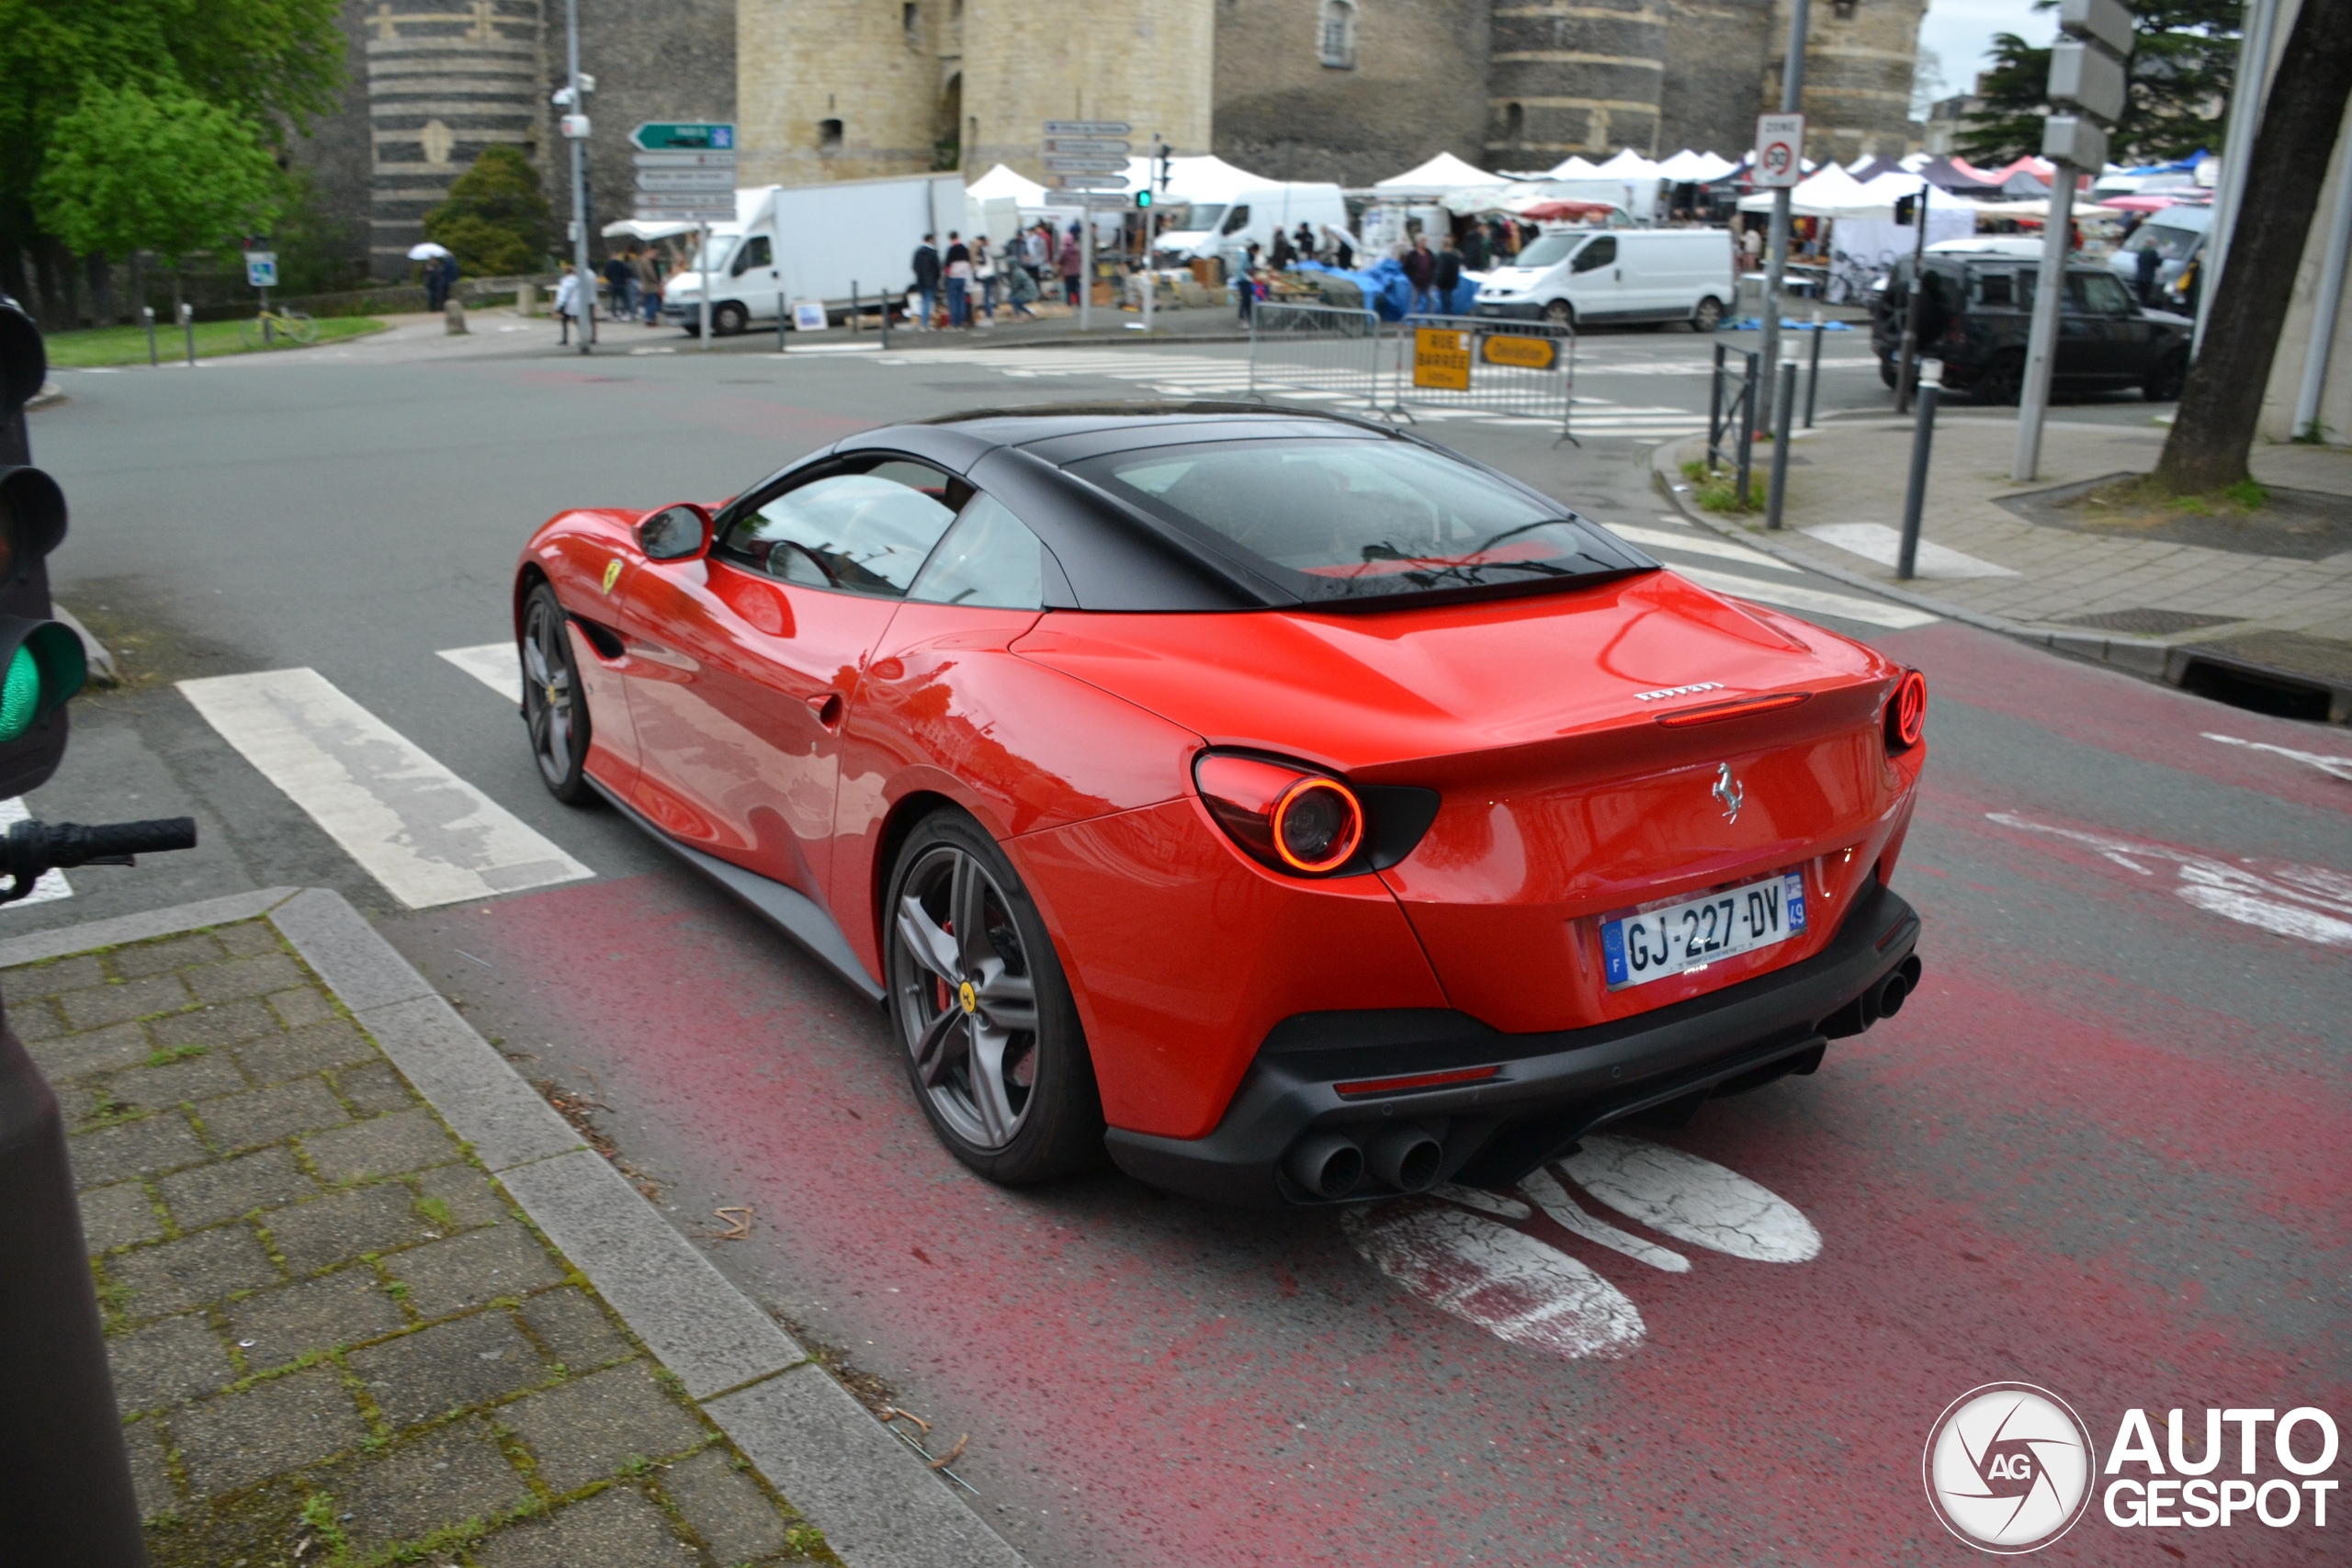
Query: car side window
729,236,773,277
719,459,965,597
1573,235,1616,273
906,494,1048,610
1976,271,2017,308
2074,272,2137,315
1221,204,1250,236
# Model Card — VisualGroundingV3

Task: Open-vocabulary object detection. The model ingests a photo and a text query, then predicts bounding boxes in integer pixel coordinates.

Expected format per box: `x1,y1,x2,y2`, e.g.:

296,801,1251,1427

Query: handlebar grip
74,818,198,858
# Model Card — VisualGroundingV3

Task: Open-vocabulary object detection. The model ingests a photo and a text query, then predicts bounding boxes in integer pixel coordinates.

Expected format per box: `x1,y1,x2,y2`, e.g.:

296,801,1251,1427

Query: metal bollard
179,302,196,367
1766,359,1799,530
1804,310,1824,429
1735,350,1759,512
1707,339,1726,465
851,281,860,334
777,297,788,353
142,306,157,367
0,1012,152,1565
1896,359,1942,580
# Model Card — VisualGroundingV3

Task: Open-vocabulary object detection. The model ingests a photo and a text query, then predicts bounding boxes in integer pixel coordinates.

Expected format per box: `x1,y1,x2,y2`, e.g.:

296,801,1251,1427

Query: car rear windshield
1071,437,1643,603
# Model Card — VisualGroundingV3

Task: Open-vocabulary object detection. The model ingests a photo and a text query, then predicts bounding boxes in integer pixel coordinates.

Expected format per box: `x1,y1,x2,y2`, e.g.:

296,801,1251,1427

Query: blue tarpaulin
1288,259,1479,321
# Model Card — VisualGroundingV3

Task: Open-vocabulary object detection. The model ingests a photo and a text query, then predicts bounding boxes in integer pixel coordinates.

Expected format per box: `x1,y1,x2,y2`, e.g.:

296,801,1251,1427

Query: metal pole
1736,350,1759,508
879,275,891,348
2196,0,2281,360
1804,307,1824,427
1898,359,1943,579
180,302,195,366
2011,161,2078,482
777,292,788,352
142,306,157,367
1766,359,1798,529
1080,212,1093,332
1141,267,1154,333
2291,105,2352,439
1707,339,1726,463
565,0,592,355
1758,0,1813,430
698,222,711,352
1894,190,1931,413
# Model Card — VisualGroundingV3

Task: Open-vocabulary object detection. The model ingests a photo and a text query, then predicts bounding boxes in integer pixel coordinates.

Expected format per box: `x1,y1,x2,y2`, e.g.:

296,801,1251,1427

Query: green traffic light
0,624,85,744
0,644,40,743
1136,191,1152,209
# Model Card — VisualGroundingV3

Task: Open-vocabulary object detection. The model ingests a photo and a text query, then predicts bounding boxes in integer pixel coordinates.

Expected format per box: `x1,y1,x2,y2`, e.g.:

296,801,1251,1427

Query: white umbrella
407,242,452,260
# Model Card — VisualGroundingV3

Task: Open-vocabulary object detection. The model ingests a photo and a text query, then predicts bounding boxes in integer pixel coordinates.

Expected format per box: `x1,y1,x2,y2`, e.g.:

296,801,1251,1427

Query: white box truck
660,172,967,334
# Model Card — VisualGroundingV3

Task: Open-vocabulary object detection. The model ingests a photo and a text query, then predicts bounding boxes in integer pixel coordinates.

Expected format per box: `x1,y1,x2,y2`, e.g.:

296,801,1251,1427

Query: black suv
1872,250,2192,405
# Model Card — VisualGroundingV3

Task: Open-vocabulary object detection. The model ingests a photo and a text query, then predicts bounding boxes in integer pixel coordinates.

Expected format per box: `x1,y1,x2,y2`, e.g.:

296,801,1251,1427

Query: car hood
1012,568,1897,782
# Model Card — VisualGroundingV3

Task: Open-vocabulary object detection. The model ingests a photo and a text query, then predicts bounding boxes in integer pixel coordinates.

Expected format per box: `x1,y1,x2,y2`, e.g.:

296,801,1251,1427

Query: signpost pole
699,223,712,352
1758,0,1811,433
1080,215,1093,333
564,0,592,355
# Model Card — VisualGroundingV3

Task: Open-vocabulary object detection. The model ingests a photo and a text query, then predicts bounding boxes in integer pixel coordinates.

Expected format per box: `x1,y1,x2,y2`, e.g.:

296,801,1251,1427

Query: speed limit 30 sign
1753,113,1805,188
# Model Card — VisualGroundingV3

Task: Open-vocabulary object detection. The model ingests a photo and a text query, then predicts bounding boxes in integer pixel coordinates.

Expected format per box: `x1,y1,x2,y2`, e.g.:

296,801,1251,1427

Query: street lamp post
563,0,592,355
1757,0,1812,433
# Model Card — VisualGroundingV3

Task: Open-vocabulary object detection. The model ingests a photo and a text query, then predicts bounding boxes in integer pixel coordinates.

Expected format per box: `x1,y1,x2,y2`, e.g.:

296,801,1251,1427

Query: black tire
2143,351,2187,402
1879,355,1900,389
883,809,1103,1185
1543,299,1575,330
712,301,749,336
1691,296,1724,333
520,583,595,806
1973,352,2026,406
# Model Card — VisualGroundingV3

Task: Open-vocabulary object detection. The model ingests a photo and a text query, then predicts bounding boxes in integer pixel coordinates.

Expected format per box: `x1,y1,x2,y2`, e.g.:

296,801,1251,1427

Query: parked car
1871,250,2191,404
2106,202,2211,304
511,404,1926,1206
1473,227,1737,332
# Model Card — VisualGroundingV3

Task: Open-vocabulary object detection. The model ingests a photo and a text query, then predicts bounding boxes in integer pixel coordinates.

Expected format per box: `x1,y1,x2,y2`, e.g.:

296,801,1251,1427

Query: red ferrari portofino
512,404,1925,1205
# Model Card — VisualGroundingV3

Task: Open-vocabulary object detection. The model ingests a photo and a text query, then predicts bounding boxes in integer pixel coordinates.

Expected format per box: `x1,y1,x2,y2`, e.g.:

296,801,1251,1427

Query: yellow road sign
1481,334,1557,370
1414,328,1471,390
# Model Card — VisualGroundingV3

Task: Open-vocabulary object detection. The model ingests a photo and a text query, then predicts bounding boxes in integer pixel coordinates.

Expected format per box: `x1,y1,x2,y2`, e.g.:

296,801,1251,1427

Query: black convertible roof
718,400,1652,614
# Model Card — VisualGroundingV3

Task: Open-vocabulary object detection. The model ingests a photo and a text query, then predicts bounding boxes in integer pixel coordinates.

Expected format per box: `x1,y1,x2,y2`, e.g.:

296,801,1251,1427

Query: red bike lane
385,622,2349,1566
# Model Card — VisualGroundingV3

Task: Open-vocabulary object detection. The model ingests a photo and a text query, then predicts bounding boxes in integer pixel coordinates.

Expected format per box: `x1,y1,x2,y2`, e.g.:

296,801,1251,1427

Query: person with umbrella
412,242,454,311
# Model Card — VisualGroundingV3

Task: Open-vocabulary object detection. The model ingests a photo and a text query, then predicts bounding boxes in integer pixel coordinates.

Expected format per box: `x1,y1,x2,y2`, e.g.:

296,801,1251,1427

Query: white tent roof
1375,151,1508,194
1544,154,1605,178
1736,164,1881,216
967,163,1051,207
1117,152,1270,200
1593,148,1662,180
1656,149,1738,182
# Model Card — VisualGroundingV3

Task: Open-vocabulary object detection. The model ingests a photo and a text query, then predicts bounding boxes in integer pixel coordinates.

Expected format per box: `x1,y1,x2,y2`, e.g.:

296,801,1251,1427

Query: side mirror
638,502,711,562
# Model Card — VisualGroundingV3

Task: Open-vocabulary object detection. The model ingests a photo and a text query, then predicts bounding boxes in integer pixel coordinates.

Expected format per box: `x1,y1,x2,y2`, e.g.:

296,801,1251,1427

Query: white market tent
1656,149,1738,183
1593,148,1662,180
1544,154,1606,178
1374,151,1509,197
1736,164,1877,216
967,163,1052,208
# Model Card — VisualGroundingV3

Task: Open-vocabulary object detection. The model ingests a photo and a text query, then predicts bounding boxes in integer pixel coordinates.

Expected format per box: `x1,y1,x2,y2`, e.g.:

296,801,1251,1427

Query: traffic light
0,299,85,798
1894,194,1918,227
1136,188,1153,209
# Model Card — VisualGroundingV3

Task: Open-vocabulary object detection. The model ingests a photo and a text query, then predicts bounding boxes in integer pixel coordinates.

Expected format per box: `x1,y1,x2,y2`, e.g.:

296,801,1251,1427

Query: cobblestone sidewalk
15,918,827,1567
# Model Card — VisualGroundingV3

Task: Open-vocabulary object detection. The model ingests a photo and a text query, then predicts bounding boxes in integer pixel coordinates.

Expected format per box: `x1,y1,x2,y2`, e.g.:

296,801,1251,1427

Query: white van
1150,182,1353,272
1473,227,1736,331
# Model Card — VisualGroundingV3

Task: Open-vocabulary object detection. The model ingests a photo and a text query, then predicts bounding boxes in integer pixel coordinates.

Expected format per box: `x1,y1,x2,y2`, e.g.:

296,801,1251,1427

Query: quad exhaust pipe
1283,1122,1445,1201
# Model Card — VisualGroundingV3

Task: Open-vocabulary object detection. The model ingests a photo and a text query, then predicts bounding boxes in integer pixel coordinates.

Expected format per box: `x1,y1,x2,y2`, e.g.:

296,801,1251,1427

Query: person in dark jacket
1269,229,1295,271
1432,234,1463,313
1460,223,1489,272
602,253,633,321
911,233,942,331
1402,233,1438,314
2133,243,2161,305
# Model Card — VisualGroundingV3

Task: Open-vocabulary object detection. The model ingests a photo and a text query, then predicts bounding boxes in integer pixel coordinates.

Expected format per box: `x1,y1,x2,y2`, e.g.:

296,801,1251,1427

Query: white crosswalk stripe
0,796,71,906
180,669,590,908
1602,523,1800,572
440,643,522,705
1673,563,1938,629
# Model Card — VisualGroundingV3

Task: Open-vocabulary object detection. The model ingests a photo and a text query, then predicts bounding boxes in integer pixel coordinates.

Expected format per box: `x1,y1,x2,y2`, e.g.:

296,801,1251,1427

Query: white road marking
1987,812,2352,950
1676,564,1939,629
1519,1167,1691,1272
1604,523,1800,572
1559,1134,1822,1263
1432,1183,1532,1221
0,797,71,906
1342,1201,1645,1359
439,643,522,705
2203,732,2352,783
178,669,590,909
1802,522,2019,580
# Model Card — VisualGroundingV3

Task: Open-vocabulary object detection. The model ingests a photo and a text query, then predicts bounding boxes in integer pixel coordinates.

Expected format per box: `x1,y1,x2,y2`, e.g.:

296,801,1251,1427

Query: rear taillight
1194,753,1368,876
1885,670,1927,750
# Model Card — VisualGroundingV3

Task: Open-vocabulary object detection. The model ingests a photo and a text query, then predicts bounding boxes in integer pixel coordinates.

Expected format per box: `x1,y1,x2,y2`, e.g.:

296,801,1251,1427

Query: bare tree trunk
85,251,115,327
2154,0,2352,493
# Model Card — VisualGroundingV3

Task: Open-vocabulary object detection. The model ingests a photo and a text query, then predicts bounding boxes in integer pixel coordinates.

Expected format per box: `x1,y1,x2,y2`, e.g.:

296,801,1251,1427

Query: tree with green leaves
34,85,284,265
1957,0,2240,167
422,146,555,277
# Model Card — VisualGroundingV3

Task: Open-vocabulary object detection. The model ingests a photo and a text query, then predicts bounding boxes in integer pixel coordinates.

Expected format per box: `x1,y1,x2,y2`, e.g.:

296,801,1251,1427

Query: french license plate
1601,872,1807,989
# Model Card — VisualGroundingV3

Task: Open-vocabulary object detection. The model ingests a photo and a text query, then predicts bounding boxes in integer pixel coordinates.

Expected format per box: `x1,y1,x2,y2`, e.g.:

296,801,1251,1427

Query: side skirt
585,776,887,1004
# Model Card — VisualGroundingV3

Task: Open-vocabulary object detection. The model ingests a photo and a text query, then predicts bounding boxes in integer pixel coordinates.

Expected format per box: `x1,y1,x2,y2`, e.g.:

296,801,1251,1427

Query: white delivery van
1473,227,1736,331
662,172,966,334
1150,182,1354,271
2106,203,2211,300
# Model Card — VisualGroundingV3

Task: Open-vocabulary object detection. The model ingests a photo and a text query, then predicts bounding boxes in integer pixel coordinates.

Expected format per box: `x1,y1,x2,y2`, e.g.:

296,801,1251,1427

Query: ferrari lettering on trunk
1601,872,1808,988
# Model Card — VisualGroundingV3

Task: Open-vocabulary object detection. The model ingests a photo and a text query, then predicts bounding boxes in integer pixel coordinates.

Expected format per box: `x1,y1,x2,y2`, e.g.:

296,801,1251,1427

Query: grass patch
1681,457,1764,514
2086,473,2271,519
43,316,387,368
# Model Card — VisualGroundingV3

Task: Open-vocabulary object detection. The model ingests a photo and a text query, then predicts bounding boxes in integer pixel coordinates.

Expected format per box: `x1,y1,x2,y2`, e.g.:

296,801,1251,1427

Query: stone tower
1765,0,1926,162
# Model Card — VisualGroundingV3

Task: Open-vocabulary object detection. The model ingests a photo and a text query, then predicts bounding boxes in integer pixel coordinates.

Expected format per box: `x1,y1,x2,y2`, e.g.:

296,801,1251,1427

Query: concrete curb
1649,434,2175,679
0,886,1028,1568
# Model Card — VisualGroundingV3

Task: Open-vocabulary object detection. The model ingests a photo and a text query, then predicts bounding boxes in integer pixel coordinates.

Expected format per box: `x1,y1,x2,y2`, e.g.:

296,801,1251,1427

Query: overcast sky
1917,0,2053,98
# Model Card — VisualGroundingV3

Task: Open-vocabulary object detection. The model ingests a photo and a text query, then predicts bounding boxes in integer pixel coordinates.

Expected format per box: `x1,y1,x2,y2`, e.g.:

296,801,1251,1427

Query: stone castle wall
1766,0,1922,162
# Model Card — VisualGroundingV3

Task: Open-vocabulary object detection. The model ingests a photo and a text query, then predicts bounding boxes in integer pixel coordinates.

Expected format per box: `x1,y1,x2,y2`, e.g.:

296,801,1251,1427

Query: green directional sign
630,122,736,152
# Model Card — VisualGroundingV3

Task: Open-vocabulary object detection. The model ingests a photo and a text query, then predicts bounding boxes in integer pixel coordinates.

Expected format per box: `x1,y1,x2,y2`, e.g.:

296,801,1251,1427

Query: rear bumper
1103,882,1921,1206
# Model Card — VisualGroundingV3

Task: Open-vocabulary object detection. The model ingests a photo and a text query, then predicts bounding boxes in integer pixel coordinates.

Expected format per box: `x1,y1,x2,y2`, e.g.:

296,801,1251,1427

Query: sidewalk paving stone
8,903,1006,1568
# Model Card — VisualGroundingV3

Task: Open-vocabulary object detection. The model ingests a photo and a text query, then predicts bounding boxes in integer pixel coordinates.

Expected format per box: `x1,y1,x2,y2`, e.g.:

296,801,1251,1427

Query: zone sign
1753,113,1805,188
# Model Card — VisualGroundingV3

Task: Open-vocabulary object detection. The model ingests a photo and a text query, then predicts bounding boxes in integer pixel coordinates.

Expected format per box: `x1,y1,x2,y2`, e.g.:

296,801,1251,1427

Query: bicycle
239,305,318,348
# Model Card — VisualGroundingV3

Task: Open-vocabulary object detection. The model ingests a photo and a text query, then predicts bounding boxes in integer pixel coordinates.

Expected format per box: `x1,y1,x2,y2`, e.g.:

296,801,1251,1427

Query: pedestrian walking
1324,226,1354,270
973,238,999,326
910,232,942,331
1024,222,1050,288
1006,253,1040,318
1236,243,1261,322
424,254,449,312
1057,226,1082,306
602,252,634,321
1403,233,1438,315
1270,228,1295,271
634,245,662,324
1432,232,1462,314
1460,222,1489,272
944,231,971,328
1295,222,1316,264
1740,225,1763,272
552,263,582,344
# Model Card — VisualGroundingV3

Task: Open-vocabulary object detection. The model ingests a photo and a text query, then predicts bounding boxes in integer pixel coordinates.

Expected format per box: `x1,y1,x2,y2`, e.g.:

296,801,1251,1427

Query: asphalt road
22,320,2347,1565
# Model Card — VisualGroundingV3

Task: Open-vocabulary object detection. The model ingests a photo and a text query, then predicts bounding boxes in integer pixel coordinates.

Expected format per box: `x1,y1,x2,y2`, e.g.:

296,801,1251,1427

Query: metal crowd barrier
1706,340,1761,502
1245,302,1385,412
1384,314,1577,444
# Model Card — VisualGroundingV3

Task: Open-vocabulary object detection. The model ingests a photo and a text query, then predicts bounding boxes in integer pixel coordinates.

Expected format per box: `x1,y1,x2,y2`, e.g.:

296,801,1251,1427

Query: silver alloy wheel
888,844,1041,1149
522,595,575,788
